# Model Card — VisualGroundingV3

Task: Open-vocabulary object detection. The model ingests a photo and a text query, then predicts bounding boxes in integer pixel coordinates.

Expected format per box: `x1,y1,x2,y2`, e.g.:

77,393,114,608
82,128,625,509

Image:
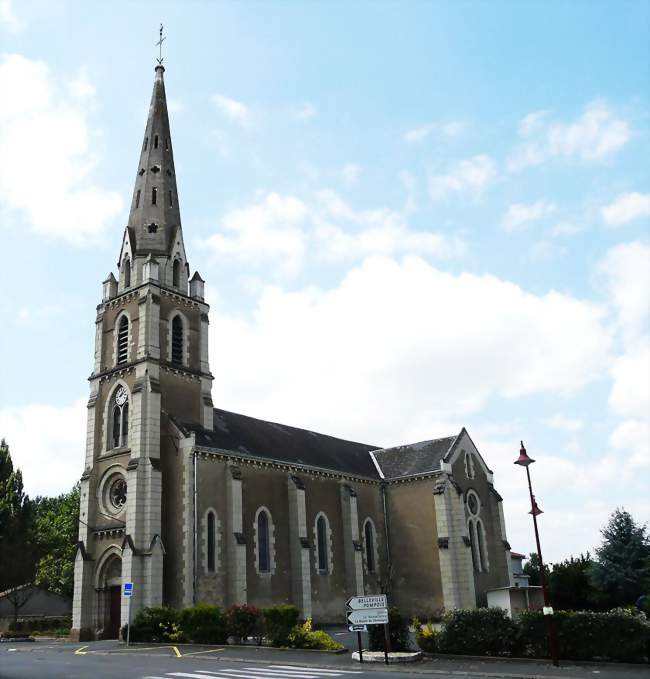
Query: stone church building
71,63,514,641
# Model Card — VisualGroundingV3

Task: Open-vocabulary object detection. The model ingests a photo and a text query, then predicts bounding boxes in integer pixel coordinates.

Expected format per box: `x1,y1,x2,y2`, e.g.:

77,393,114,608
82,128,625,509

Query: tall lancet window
110,386,129,449
123,257,131,288
257,510,270,573
364,520,376,573
171,315,184,366
172,259,181,287
117,316,129,365
152,187,157,205
316,515,329,573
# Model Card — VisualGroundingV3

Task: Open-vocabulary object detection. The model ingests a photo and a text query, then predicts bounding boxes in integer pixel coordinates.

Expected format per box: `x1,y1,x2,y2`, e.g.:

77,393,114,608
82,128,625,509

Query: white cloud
609,418,650,468
0,54,123,244
66,66,95,101
0,0,20,32
168,98,185,114
543,413,583,432
501,200,556,231
598,241,650,340
609,346,649,420
508,100,631,171
404,124,434,144
295,102,317,120
550,221,584,237
0,399,86,496
203,190,466,277
204,192,309,278
340,163,361,187
601,192,650,226
209,255,611,446
404,120,466,144
428,155,497,202
212,94,251,126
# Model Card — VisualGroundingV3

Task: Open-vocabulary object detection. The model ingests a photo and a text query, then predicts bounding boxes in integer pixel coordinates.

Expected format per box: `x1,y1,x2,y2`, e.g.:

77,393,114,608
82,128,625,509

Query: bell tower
71,59,213,641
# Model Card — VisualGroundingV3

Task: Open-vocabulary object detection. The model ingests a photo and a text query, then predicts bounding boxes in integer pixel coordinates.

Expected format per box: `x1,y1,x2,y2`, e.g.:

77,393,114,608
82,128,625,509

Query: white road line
211,671,321,679
242,670,342,677
187,673,316,679
272,667,362,675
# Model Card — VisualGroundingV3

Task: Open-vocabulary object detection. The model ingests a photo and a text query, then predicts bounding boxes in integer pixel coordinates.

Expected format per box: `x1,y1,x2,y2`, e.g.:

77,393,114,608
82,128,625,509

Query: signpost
123,582,134,647
346,594,389,665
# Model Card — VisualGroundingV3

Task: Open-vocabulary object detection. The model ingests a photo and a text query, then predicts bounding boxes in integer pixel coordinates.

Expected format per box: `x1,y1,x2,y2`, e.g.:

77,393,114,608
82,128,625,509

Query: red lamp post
514,441,559,667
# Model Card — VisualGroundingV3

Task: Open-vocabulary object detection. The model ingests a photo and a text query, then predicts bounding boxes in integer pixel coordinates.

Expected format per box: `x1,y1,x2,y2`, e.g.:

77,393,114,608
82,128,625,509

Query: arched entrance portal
95,549,122,639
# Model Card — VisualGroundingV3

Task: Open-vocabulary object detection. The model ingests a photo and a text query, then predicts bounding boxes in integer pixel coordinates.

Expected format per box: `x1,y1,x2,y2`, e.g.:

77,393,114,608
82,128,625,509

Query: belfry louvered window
171,315,183,365
117,316,129,364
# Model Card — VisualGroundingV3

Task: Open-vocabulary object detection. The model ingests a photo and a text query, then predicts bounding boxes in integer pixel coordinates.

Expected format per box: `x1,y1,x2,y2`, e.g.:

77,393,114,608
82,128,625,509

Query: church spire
126,59,182,255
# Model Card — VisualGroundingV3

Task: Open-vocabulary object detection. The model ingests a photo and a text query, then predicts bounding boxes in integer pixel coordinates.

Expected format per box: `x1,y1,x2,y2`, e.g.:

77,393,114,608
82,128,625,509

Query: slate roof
179,408,459,481
181,408,382,479
370,436,458,479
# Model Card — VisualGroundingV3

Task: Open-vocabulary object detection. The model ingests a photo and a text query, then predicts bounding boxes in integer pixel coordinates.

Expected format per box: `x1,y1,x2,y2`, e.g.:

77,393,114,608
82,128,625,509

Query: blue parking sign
123,582,134,597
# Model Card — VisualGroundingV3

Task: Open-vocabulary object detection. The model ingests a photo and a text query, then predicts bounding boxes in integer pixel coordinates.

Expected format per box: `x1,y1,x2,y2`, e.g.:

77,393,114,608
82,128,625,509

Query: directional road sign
348,624,368,632
347,608,388,625
346,594,387,610
123,582,134,597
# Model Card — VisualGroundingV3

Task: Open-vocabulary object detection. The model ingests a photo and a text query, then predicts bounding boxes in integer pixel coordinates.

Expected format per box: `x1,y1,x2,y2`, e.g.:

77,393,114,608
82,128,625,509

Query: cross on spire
156,24,166,65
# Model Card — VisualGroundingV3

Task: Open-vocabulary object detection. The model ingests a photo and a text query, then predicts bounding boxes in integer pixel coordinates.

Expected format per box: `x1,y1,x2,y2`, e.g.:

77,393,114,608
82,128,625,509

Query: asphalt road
1,639,648,679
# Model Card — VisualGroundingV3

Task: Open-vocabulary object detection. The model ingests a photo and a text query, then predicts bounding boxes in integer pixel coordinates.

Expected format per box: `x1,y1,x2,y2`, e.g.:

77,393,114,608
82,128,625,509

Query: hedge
368,606,411,652
415,607,650,663
180,604,227,644
121,603,343,650
262,604,300,647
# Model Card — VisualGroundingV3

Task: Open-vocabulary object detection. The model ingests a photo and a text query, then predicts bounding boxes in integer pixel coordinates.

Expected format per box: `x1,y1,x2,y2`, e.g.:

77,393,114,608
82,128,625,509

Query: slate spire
126,64,182,255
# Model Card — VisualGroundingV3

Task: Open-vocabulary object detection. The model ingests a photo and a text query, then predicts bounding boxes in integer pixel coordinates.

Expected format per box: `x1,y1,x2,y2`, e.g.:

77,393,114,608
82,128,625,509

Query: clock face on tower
115,387,128,406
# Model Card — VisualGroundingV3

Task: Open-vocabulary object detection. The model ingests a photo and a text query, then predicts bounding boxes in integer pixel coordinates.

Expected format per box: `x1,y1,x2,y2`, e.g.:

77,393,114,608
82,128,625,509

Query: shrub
226,604,262,644
263,604,300,646
368,607,411,652
124,606,184,643
287,618,344,651
413,619,440,653
437,608,519,656
180,604,227,644
519,608,650,663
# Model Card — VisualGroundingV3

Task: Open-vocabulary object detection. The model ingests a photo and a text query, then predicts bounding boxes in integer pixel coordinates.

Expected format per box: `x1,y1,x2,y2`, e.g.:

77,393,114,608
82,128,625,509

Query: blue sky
0,0,648,562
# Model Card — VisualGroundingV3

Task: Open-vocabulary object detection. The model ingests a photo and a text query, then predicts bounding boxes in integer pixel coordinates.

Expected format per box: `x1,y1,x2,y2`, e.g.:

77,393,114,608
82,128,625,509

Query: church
71,61,514,641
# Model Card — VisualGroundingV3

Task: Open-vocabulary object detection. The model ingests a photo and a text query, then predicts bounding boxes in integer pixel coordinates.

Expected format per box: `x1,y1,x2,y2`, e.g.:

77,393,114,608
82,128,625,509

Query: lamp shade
514,441,535,466
529,496,543,516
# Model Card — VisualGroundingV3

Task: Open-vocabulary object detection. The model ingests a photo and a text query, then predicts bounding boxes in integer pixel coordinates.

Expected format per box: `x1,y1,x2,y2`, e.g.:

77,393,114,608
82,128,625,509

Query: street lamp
514,441,559,667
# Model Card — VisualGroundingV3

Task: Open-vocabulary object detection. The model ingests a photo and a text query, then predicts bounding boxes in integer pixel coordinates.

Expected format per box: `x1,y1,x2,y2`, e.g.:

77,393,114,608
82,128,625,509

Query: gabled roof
180,408,382,479
370,435,458,479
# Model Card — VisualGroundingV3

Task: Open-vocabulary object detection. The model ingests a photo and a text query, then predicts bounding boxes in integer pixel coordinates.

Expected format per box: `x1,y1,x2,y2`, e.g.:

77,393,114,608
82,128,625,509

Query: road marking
273,668,362,675
216,672,321,679
74,645,88,655
179,648,225,657
172,646,182,658
242,670,339,678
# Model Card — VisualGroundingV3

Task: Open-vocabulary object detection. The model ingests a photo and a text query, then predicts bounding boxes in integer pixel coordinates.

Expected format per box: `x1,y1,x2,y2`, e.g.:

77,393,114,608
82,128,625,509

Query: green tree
0,439,35,591
32,484,80,598
523,552,550,587
591,509,650,607
549,553,598,611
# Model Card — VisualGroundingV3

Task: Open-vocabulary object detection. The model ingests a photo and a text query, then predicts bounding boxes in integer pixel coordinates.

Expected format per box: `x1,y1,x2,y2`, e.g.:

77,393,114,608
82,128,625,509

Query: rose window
109,478,127,510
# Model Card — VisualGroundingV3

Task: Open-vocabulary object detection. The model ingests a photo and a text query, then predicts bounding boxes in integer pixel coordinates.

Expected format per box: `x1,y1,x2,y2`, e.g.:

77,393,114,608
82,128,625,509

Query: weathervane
156,24,166,65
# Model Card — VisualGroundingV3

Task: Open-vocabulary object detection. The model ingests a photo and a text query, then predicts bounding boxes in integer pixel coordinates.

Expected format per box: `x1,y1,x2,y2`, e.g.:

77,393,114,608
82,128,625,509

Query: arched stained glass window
317,515,328,572
469,520,479,572
364,520,375,573
257,510,270,573
207,511,216,572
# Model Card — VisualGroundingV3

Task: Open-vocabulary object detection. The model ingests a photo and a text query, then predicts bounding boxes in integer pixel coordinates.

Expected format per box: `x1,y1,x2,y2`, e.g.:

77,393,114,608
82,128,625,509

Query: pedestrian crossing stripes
142,664,363,679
